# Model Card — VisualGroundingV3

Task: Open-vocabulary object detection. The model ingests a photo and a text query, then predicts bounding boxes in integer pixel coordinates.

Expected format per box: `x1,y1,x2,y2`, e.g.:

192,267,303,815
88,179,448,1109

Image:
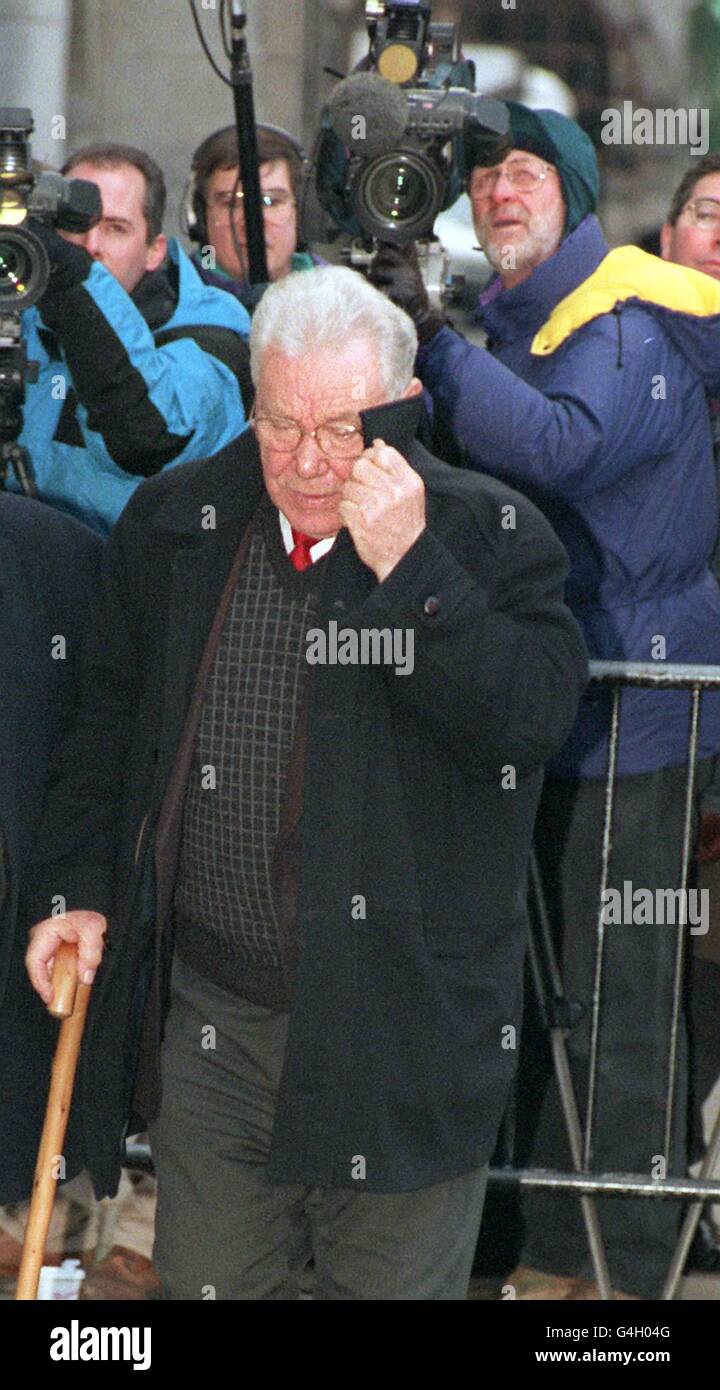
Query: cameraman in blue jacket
13,143,250,534
373,103,720,1299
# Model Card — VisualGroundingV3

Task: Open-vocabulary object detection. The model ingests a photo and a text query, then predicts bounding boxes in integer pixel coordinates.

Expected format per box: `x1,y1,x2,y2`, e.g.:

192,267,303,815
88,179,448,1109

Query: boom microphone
326,73,408,160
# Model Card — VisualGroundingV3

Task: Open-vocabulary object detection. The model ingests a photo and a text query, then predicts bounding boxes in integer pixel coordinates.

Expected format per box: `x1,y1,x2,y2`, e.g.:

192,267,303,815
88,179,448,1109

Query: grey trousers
148,955,488,1300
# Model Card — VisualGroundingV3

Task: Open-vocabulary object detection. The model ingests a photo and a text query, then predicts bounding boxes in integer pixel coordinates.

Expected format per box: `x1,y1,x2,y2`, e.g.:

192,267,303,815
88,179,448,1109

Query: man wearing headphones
188,124,319,315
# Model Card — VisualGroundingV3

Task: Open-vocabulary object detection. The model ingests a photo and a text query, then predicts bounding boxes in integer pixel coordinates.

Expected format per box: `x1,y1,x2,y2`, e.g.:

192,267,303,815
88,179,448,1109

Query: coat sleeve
348,495,588,778
418,319,688,501
38,261,249,478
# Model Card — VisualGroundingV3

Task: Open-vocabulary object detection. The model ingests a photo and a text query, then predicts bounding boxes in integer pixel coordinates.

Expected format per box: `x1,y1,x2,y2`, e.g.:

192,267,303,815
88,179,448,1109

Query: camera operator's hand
369,243,445,346
29,218,93,303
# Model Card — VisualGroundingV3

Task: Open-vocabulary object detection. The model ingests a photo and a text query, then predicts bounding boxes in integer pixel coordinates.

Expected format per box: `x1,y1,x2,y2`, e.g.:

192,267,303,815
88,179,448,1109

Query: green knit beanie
503,102,600,235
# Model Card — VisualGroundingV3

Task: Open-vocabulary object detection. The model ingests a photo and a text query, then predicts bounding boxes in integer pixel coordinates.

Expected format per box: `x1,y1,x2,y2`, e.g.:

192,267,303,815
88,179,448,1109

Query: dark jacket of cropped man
0,494,102,1203
24,395,588,1200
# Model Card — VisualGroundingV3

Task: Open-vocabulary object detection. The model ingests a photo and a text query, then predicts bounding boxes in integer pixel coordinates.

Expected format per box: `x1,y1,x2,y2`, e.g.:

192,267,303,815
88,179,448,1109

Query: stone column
0,0,72,165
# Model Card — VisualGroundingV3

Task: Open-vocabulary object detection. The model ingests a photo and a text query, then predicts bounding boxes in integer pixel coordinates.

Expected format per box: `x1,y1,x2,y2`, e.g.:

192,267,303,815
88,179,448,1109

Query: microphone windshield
326,73,408,160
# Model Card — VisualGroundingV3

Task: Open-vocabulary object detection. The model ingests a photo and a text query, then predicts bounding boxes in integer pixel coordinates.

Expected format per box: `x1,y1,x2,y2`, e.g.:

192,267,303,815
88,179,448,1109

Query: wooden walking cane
16,941,93,1300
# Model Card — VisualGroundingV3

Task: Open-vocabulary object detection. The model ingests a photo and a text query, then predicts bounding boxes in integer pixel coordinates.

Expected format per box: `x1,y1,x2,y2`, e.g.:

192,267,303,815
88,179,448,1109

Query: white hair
249,264,418,398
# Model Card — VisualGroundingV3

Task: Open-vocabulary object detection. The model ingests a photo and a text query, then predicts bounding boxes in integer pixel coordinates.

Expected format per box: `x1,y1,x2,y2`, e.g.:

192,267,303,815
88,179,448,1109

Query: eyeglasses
682,197,720,230
469,160,552,199
250,408,366,459
208,189,296,226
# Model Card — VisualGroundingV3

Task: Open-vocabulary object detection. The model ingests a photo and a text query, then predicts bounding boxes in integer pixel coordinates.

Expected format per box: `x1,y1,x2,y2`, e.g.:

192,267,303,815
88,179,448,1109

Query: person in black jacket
25,266,586,1300
0,494,102,1227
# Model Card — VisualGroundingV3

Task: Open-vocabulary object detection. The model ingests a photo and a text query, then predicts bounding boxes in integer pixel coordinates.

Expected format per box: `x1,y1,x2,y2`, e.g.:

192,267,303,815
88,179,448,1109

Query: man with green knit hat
373,102,720,1300
465,100,600,280
499,101,600,223
372,101,599,337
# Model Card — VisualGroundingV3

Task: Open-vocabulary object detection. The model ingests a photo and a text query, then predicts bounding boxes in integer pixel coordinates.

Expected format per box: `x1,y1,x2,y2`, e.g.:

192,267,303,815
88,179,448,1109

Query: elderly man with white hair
24,266,587,1300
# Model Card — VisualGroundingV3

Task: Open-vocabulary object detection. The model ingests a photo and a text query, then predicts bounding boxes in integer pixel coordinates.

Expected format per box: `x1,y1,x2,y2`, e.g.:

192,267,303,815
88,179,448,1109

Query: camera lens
0,227,49,308
0,237,32,294
369,159,427,222
354,151,444,242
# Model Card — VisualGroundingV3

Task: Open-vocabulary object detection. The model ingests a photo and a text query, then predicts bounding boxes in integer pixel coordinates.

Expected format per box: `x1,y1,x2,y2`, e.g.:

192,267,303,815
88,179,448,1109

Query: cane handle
48,940,78,1019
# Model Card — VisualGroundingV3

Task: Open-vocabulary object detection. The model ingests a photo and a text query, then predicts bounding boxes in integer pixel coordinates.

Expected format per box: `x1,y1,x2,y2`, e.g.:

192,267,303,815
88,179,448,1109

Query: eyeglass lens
254,418,364,458
688,199,720,227
471,162,546,196
210,190,294,223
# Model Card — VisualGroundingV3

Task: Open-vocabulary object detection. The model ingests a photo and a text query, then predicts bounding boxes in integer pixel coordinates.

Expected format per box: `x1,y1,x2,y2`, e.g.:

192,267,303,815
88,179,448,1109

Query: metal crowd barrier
489,660,720,1300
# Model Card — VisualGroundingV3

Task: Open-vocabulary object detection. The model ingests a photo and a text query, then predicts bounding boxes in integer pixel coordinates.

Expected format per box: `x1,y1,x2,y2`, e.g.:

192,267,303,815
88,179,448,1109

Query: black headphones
183,123,309,248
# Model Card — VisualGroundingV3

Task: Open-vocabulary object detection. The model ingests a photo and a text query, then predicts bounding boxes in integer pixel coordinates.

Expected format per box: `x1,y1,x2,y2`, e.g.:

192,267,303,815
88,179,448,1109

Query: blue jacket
15,238,250,533
418,215,720,778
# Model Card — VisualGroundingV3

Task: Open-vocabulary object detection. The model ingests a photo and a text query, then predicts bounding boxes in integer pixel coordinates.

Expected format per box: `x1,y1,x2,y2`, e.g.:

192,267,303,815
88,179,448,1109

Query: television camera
0,108,100,493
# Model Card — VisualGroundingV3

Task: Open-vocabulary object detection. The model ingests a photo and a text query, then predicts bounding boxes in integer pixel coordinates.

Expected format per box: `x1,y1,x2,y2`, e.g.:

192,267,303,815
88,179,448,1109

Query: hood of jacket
133,237,250,337
530,244,720,393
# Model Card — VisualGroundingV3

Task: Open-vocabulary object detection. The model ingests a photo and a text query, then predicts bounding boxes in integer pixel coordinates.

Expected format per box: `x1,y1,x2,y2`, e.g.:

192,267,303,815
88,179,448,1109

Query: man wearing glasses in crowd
188,124,319,317
24,267,586,1299
661,156,720,550
662,155,720,1271
373,103,720,1299
662,155,720,282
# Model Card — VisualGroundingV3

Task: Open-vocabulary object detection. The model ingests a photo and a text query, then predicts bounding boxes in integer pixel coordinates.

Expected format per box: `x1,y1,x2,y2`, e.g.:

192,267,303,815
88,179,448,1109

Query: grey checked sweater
173,496,324,1008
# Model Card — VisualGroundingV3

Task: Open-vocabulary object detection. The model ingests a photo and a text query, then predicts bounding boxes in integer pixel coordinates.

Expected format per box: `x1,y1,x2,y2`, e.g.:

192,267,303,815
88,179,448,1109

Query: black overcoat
0,495,102,1202
24,397,587,1198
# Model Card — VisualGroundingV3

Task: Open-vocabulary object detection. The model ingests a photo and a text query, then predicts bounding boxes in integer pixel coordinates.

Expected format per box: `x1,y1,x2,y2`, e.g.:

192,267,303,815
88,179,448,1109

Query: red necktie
289,528,315,572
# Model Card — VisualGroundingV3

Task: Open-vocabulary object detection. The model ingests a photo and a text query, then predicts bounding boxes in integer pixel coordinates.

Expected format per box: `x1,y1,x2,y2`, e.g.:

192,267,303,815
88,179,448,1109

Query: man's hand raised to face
338,439,426,583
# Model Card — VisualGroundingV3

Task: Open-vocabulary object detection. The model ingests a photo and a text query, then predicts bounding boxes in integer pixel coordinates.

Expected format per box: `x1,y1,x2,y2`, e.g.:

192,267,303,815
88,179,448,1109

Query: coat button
423,595,441,617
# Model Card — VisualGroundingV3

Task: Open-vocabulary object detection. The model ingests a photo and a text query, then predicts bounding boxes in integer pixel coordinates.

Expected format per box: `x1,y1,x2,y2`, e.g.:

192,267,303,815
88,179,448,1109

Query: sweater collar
478,214,608,346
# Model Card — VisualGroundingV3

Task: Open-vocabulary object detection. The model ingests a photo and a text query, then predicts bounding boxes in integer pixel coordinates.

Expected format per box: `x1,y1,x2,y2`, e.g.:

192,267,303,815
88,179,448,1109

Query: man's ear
401,376,423,400
659,223,672,262
145,232,168,274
